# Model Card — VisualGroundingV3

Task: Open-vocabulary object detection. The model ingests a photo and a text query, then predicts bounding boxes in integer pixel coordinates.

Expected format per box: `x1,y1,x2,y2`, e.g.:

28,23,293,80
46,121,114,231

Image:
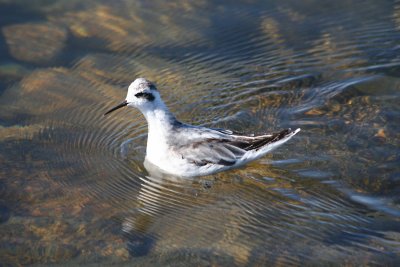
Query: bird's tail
244,128,300,161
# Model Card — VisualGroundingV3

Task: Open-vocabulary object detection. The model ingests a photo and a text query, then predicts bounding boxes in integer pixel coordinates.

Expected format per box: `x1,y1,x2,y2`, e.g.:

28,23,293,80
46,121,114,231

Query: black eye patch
135,92,155,101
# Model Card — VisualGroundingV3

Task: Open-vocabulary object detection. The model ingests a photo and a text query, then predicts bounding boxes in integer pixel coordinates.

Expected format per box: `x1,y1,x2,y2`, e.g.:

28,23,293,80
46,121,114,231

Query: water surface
0,0,399,266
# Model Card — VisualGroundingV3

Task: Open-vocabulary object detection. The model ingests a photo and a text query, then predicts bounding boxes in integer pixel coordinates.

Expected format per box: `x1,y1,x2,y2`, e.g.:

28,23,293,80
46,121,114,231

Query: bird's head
104,78,161,115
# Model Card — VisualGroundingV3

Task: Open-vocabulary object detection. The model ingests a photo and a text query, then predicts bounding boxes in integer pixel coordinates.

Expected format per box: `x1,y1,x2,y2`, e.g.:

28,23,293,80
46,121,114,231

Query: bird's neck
140,102,179,161
141,102,178,136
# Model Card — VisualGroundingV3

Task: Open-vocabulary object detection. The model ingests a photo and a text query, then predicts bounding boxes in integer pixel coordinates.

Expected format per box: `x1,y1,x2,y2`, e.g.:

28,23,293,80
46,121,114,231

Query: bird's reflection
121,159,215,257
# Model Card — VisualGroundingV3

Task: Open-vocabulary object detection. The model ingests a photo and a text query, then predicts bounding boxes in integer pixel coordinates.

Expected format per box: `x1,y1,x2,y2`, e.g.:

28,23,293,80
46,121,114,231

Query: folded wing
179,129,294,167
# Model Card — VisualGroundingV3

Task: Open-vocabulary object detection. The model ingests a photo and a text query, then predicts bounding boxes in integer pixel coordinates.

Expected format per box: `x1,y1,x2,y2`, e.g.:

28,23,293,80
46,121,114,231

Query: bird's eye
135,92,155,101
135,92,144,98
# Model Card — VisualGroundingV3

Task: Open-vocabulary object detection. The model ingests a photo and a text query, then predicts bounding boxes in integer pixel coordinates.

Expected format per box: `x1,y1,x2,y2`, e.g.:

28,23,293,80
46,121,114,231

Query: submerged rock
0,125,43,141
49,3,210,53
2,22,67,65
0,67,117,118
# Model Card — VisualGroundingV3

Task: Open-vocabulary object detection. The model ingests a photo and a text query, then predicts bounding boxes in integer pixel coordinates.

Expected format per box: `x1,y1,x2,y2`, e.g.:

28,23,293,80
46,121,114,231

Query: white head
104,78,162,115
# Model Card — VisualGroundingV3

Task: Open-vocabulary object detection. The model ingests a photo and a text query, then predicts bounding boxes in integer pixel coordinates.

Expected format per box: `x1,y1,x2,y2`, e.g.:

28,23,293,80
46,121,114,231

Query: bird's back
156,125,300,177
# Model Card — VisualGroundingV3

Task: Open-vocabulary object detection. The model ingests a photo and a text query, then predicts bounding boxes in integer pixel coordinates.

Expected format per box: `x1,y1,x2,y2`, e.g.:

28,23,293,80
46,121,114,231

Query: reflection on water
0,0,400,265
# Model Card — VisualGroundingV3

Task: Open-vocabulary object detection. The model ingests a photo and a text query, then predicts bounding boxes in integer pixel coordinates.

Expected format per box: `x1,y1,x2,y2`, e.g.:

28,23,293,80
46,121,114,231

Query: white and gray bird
104,78,300,177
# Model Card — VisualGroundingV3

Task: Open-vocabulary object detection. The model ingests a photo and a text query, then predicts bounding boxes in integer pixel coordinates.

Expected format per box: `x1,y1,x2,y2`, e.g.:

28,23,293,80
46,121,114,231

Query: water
0,0,399,265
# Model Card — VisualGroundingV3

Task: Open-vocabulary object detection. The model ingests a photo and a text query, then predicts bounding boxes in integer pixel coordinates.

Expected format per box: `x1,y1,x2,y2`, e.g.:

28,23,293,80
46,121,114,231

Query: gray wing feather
180,139,246,167
174,125,294,167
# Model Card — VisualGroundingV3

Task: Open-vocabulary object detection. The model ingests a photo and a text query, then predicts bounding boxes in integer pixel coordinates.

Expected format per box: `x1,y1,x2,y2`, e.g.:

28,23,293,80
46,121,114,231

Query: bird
104,78,300,177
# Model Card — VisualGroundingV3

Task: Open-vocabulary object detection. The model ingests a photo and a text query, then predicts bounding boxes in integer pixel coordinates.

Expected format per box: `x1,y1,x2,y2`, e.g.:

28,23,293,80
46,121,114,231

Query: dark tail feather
244,128,295,151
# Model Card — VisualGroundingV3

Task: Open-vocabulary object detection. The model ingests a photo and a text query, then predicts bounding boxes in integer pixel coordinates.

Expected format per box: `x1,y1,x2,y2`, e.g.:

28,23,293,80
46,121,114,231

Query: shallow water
0,0,399,266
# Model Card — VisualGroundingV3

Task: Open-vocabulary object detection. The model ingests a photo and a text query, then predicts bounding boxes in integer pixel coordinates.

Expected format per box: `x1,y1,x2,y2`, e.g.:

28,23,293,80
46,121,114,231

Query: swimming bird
104,78,300,177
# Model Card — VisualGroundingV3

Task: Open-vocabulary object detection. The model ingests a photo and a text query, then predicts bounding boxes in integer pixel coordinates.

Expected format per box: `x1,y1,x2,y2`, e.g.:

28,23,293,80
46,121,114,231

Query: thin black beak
104,100,128,116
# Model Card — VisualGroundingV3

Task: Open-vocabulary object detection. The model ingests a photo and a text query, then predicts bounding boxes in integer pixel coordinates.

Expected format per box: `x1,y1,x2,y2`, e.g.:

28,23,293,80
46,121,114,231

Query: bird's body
104,78,300,177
